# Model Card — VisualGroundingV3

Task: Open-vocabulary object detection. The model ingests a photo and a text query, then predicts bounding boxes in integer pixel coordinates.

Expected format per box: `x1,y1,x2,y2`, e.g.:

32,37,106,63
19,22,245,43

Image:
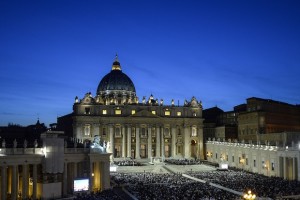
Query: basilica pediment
129,110,160,118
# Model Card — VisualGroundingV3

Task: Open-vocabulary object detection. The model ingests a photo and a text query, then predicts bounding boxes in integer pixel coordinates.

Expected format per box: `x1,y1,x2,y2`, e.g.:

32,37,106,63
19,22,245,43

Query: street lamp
243,190,256,199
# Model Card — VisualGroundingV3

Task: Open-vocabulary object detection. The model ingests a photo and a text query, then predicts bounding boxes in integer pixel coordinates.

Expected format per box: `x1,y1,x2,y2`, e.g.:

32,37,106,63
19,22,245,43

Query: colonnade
280,156,298,180
0,163,38,200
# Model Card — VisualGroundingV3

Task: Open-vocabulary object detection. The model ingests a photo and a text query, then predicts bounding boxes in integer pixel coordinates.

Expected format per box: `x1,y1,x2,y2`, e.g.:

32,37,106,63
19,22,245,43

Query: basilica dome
96,56,137,104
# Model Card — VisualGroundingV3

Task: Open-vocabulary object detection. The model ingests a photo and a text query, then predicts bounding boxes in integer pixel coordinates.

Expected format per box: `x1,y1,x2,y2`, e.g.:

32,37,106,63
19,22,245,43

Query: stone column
11,165,17,200
127,126,132,158
63,162,68,196
73,162,77,178
33,164,37,200
198,127,204,159
122,126,126,158
1,166,7,200
156,126,161,157
148,127,152,158
102,161,110,190
293,157,297,180
161,127,165,158
136,127,140,159
283,157,287,180
171,127,176,157
109,125,114,158
22,164,28,199
89,161,93,192
184,126,190,158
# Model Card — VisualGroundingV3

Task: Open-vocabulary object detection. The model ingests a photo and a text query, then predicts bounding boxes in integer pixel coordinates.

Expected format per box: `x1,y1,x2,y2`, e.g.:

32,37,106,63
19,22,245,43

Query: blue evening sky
1,0,300,126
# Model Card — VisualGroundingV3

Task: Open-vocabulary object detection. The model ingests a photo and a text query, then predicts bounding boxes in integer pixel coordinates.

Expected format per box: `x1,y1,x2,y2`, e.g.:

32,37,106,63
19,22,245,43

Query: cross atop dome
112,54,121,71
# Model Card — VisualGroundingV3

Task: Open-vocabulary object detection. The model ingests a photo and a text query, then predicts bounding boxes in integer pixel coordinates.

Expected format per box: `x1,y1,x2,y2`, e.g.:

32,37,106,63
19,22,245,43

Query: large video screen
74,179,89,192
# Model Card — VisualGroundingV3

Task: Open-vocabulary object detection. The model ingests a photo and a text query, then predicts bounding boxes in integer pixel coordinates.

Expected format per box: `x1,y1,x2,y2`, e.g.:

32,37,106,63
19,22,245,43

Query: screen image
74,179,89,192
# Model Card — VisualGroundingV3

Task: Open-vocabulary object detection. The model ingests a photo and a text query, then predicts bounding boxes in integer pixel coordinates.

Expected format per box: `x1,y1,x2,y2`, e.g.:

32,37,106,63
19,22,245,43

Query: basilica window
131,110,136,115
85,107,91,115
152,128,156,137
164,128,170,137
191,127,197,137
141,128,147,137
164,110,170,116
102,110,107,115
84,124,91,136
152,110,156,115
131,128,135,137
177,111,181,116
115,127,121,137
271,162,275,171
177,128,181,136
253,159,256,167
102,127,107,137
115,109,122,115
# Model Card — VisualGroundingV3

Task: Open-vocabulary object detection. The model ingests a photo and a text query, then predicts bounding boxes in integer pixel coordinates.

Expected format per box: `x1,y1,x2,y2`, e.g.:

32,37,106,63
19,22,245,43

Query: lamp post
243,190,256,199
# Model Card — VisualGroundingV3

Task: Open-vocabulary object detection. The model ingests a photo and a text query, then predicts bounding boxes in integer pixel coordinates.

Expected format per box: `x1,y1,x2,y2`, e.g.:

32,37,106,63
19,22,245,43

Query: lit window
115,110,122,115
131,110,136,115
192,127,197,137
102,110,107,115
165,111,170,116
84,124,90,136
177,111,181,116
152,110,156,115
193,112,197,116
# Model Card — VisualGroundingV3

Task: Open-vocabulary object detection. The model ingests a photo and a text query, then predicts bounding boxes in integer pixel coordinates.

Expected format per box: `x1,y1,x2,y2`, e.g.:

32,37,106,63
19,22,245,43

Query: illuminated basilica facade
72,56,204,160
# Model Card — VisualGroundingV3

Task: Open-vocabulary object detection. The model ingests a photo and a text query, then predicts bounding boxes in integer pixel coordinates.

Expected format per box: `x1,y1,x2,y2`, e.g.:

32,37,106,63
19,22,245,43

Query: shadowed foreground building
0,131,110,200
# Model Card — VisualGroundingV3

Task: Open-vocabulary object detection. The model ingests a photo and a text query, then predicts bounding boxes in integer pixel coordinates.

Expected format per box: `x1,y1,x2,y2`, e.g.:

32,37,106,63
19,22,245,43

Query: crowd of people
73,189,122,200
164,158,202,165
187,169,300,199
111,171,238,199
71,159,300,199
113,159,142,166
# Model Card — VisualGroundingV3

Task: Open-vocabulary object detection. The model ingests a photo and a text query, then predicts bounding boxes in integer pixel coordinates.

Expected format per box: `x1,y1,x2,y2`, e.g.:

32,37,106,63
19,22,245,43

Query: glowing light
42,146,47,157
243,190,256,199
110,166,117,172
